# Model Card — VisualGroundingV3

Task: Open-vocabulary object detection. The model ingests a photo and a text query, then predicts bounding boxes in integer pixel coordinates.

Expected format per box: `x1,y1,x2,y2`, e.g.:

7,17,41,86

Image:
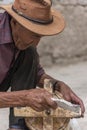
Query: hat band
12,6,53,25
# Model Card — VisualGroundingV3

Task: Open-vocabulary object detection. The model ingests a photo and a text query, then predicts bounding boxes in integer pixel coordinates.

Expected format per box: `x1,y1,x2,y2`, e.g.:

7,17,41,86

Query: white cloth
68,119,81,130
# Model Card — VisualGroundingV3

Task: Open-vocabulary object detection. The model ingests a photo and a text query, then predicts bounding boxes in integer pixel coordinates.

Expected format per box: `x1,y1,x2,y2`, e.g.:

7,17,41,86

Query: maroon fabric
0,43,15,83
0,12,44,84
37,64,45,80
0,12,14,83
0,12,13,44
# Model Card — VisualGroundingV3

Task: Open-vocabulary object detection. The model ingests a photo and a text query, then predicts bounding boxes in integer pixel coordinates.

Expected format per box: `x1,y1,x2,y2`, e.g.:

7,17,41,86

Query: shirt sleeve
0,12,13,44
36,64,45,85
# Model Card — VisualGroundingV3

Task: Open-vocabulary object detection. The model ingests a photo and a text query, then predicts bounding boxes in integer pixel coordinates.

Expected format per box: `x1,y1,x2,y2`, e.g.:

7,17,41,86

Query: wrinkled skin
55,81,85,116
11,18,41,50
23,89,57,112
10,18,85,117
22,81,85,116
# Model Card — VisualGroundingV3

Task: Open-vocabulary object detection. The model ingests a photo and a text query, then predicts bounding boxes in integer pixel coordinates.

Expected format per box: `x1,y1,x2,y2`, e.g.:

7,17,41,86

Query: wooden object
14,79,81,130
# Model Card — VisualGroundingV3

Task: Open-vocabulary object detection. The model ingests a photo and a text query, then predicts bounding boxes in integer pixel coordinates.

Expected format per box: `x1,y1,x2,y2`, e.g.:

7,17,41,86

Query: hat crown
13,0,52,23
0,0,65,36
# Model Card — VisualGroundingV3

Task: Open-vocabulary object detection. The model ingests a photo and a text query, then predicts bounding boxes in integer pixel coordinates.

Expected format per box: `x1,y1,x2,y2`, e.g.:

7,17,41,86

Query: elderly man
0,0,85,130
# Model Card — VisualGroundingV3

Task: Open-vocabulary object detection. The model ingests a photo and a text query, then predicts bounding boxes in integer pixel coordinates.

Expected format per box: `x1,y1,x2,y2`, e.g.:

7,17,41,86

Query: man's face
11,19,41,50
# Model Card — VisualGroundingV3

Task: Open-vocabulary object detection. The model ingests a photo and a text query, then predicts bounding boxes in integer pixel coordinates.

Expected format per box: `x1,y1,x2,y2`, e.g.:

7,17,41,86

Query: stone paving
0,61,87,130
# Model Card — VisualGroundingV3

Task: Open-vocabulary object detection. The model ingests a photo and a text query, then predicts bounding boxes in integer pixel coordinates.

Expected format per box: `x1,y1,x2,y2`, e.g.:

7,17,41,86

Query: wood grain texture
14,79,81,130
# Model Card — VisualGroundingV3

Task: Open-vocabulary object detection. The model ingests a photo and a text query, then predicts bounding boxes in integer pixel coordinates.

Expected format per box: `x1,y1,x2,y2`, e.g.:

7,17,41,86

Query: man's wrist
51,80,58,91
51,80,61,92
38,73,61,91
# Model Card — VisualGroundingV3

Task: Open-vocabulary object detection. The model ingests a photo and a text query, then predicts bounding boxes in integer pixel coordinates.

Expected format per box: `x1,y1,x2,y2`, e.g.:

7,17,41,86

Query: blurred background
0,0,87,130
38,0,87,67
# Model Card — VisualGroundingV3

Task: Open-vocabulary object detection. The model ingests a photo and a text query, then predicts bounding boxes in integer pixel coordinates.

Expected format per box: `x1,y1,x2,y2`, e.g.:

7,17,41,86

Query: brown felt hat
0,0,65,36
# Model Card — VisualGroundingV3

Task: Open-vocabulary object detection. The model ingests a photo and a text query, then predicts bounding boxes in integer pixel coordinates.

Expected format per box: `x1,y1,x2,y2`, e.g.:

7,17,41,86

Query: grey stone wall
38,0,87,67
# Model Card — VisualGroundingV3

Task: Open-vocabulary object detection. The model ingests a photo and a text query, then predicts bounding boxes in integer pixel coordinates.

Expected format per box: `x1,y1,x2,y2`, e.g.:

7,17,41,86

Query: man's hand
54,81,85,116
37,73,85,116
0,89,57,110
23,88,57,112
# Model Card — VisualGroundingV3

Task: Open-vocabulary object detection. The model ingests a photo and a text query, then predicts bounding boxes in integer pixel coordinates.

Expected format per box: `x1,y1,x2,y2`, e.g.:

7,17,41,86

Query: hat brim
0,4,65,36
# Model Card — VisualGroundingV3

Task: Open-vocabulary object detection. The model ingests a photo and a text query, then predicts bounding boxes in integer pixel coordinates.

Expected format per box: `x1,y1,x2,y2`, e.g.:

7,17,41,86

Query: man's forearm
0,90,27,108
